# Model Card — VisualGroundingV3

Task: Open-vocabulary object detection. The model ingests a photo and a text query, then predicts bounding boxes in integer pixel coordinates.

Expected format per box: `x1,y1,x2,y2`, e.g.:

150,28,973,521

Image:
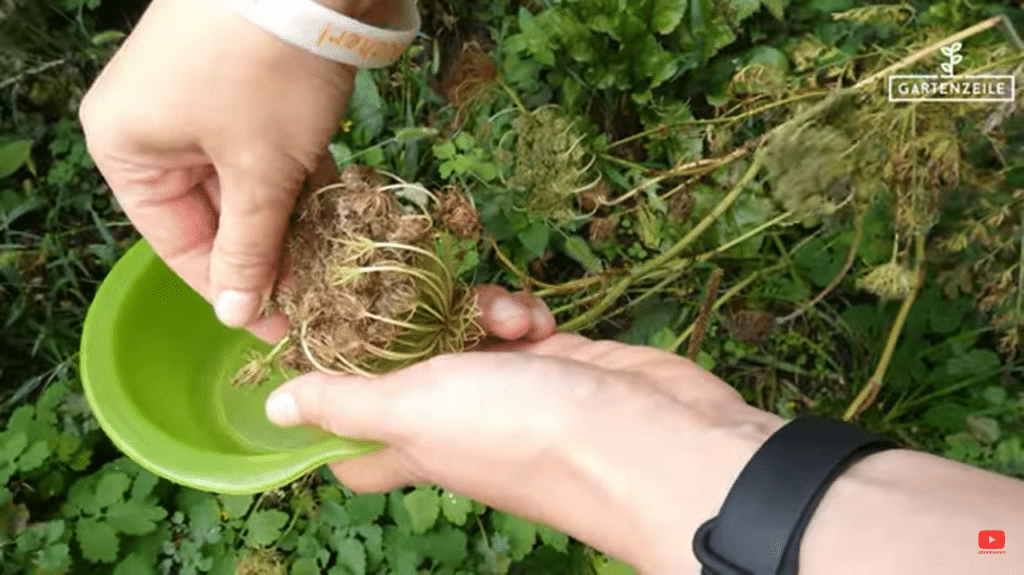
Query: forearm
801,447,1024,574
620,411,1024,575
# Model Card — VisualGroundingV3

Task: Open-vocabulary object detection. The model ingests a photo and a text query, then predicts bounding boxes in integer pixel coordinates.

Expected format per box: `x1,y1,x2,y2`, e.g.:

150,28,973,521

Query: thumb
210,153,305,327
264,372,402,443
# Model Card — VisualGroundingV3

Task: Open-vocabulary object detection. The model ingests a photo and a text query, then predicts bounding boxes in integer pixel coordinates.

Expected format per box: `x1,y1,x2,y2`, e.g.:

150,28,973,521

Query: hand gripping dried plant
233,166,483,385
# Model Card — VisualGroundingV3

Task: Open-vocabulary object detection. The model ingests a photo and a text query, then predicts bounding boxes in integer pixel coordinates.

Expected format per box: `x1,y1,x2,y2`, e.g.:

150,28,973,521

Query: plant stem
843,231,926,420
558,150,765,333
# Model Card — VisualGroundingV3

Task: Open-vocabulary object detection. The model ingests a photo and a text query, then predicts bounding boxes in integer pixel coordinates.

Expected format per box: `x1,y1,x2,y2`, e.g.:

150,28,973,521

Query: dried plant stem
843,231,926,420
669,264,784,354
778,212,864,324
853,15,1006,90
687,268,724,360
558,149,766,333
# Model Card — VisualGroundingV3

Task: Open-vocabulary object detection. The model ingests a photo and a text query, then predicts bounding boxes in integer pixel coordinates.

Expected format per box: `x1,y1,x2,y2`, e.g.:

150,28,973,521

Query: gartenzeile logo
888,41,1015,102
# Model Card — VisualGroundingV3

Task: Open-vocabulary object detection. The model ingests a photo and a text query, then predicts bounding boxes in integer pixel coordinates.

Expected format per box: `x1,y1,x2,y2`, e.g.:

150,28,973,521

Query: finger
473,285,532,340
515,291,555,341
266,372,405,442
211,149,306,328
325,448,415,493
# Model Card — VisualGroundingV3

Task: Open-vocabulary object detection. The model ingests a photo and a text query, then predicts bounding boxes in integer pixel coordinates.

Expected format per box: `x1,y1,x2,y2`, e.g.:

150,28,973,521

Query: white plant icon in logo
940,42,963,77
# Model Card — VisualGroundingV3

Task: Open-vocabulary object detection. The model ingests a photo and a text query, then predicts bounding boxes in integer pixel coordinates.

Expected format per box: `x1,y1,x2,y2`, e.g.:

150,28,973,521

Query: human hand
264,286,785,574
79,0,383,343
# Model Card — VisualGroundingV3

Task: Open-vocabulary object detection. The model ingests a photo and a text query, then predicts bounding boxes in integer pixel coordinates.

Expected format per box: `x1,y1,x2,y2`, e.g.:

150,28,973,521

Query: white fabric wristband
222,0,420,68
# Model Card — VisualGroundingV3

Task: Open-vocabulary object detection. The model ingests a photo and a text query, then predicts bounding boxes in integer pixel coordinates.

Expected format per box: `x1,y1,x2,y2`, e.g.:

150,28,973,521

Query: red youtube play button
979,530,1005,550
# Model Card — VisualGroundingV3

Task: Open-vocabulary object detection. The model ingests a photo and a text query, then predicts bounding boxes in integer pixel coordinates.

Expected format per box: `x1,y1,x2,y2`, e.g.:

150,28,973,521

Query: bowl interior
81,240,379,493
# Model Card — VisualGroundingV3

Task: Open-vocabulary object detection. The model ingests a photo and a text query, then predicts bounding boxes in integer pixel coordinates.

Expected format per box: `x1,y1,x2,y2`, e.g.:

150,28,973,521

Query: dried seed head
857,262,916,300
437,186,481,239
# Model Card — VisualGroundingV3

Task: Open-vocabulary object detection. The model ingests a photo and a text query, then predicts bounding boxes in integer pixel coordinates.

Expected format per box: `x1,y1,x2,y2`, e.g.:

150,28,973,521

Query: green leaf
421,525,468,567
346,493,386,525
0,140,32,179
517,222,550,260
1,431,27,463
651,0,687,33
561,235,603,274
536,523,569,553
965,415,1001,444
291,558,319,575
594,555,637,575
403,486,440,534
321,499,350,528
945,349,1000,379
106,500,167,535
349,69,384,143
17,440,50,472
393,127,439,144
131,470,160,502
114,552,155,575
94,472,130,509
218,494,253,520
440,491,473,526
76,517,120,563
492,512,537,561
36,543,70,570
332,537,367,575
762,0,785,19
433,141,457,160
245,509,289,547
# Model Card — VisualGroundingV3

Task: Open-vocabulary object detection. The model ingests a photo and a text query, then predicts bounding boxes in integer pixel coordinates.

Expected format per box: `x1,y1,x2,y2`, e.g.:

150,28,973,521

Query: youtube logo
978,530,1005,554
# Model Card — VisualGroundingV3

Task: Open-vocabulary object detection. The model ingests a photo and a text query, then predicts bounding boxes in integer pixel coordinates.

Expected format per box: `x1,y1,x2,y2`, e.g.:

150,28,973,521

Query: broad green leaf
35,543,70,571
352,525,383,569
0,140,32,180
218,493,253,520
106,500,167,535
536,523,569,553
421,526,468,567
245,509,289,547
113,552,154,575
403,486,440,534
432,141,457,160
651,0,687,33
76,517,119,563
346,493,386,525
131,469,160,502
91,30,126,45
517,222,550,260
320,499,350,528
492,512,537,561
440,491,473,526
1,431,27,463
945,349,1000,379
17,440,50,472
291,558,319,575
94,472,130,509
965,415,1000,444
561,235,603,274
332,537,367,575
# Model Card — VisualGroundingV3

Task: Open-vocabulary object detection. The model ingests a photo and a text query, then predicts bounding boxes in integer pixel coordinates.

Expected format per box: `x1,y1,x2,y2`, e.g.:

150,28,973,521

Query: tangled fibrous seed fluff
508,106,598,220
235,166,483,384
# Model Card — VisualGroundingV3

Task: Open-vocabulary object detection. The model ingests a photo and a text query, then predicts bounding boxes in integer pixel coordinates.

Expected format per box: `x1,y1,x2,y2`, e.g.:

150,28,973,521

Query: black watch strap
692,415,900,575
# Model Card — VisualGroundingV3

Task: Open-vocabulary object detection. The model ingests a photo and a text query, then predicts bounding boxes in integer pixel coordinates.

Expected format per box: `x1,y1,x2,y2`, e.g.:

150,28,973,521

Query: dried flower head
857,262,917,300
233,166,483,385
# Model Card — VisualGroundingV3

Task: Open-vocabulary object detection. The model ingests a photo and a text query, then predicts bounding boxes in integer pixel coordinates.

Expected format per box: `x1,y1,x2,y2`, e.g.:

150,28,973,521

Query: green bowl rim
80,239,379,494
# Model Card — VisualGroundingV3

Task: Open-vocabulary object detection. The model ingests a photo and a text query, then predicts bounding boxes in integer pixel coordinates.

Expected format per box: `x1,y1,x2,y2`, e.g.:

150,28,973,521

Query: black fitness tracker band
692,415,900,575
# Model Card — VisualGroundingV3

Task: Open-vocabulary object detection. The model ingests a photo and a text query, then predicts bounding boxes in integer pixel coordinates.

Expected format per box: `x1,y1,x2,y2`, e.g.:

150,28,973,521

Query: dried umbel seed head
437,186,481,239
233,167,483,385
857,262,916,300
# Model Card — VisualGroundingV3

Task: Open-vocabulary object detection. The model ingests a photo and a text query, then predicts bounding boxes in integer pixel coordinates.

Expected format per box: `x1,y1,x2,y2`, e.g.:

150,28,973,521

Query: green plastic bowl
80,239,380,494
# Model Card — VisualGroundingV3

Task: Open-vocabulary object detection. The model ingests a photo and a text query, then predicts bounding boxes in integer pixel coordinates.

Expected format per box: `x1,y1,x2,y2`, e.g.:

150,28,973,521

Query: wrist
562,375,784,574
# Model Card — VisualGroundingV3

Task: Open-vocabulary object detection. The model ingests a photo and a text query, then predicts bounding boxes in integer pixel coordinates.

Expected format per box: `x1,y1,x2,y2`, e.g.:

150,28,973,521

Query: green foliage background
3,0,1024,573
